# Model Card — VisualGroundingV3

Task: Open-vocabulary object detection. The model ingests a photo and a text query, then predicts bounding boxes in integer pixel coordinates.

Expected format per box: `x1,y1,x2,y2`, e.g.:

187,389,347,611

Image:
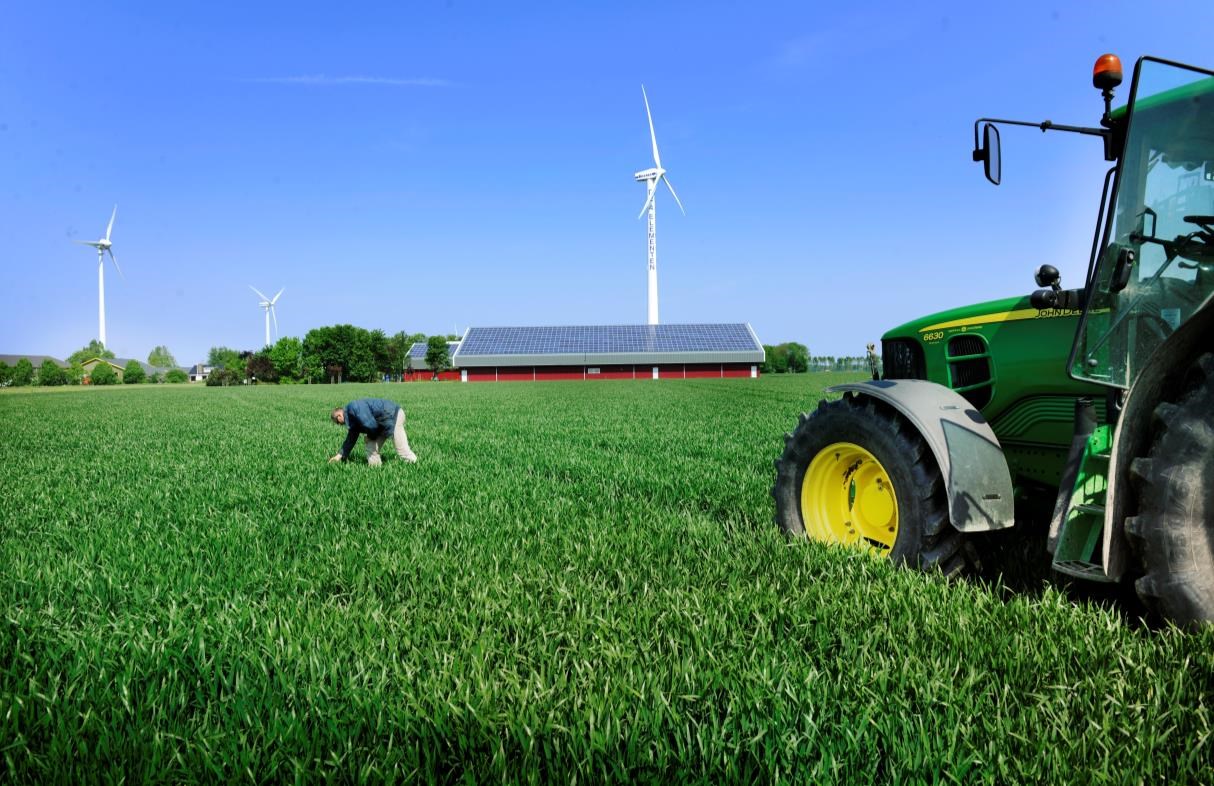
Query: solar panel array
457,324,760,356
408,341,460,360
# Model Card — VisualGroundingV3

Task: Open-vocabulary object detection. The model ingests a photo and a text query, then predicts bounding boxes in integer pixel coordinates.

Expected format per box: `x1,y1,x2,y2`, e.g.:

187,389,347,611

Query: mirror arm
972,117,1108,154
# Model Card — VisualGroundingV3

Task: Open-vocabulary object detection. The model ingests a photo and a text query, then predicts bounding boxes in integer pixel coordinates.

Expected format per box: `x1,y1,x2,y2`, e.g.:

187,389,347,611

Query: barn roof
452,323,764,367
407,341,462,370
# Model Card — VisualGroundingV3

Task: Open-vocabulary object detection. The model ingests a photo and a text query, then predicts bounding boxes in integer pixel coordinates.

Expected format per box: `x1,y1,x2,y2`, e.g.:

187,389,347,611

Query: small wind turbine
73,205,122,347
634,85,684,326
250,286,284,346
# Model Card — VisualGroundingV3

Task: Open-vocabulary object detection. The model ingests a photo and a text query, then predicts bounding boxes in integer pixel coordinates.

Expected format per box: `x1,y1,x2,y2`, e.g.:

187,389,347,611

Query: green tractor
773,55,1214,627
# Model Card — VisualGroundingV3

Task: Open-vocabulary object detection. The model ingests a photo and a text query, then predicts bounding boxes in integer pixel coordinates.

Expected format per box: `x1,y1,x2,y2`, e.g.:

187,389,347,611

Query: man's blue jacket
339,398,401,459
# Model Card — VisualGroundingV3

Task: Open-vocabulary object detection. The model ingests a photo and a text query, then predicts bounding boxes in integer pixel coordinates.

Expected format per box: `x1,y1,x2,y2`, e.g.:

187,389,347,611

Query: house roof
0,354,68,368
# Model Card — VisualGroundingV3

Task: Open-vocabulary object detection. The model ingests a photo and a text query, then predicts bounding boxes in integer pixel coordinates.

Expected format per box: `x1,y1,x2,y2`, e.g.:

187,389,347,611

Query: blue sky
2,1,1212,364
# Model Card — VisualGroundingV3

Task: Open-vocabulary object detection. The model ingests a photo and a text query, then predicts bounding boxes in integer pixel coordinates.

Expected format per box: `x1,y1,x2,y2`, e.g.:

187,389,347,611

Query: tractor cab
1071,60,1214,390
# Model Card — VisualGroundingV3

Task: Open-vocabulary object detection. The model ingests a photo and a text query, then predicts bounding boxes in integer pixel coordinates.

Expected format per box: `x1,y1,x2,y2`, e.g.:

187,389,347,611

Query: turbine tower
250,286,284,347
634,85,684,325
73,205,122,347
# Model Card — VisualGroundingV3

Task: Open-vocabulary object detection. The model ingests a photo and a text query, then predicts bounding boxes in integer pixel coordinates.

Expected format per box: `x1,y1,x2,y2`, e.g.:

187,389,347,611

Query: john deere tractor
773,55,1214,626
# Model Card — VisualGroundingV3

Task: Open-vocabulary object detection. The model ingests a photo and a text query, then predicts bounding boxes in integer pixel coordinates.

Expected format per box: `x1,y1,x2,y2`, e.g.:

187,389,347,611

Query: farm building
406,341,462,381
447,323,764,382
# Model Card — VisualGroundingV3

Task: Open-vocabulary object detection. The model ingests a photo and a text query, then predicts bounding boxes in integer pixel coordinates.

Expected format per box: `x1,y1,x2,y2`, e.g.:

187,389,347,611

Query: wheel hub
801,442,899,553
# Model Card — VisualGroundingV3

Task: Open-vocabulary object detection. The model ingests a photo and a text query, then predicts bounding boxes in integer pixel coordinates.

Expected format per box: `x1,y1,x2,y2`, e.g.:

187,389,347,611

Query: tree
785,342,810,373
68,340,115,366
768,344,789,374
0,361,10,387
165,368,189,383
369,329,391,378
123,360,146,384
385,331,412,380
269,336,303,382
11,358,34,387
424,336,451,381
246,350,278,383
89,361,118,386
208,346,244,372
147,345,177,368
38,359,67,386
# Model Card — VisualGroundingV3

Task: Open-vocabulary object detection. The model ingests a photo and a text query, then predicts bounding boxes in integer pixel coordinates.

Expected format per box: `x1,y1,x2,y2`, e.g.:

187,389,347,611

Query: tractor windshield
1072,59,1214,388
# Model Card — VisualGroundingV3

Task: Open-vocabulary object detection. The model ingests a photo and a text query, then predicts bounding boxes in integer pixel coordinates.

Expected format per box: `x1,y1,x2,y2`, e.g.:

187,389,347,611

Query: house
187,363,214,383
0,354,69,369
81,357,179,382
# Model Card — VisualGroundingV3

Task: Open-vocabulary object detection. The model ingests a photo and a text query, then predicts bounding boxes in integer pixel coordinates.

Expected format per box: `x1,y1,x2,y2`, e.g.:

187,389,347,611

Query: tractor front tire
772,394,971,575
1126,353,1214,626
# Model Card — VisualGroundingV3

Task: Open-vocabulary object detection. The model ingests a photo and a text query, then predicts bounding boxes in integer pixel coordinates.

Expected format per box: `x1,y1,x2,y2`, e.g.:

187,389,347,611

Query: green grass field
1,376,1211,784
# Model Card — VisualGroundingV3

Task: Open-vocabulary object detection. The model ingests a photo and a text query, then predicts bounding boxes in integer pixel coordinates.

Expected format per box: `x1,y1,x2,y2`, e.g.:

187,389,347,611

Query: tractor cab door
1071,58,1214,389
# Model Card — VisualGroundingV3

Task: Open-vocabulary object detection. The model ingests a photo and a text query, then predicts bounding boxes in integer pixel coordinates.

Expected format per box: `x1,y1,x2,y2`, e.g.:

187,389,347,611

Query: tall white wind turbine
634,85,684,325
72,205,122,347
250,286,284,347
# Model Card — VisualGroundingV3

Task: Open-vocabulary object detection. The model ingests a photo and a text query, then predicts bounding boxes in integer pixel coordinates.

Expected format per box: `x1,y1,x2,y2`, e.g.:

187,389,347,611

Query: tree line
204,327,461,386
759,342,877,374
0,341,188,387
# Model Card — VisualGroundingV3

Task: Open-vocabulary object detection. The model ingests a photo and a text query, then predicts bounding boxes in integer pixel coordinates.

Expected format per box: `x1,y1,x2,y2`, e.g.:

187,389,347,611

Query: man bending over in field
329,398,418,466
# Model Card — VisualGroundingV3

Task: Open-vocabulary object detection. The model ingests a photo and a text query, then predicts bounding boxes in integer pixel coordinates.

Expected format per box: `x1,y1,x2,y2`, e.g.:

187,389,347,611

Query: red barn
449,323,764,382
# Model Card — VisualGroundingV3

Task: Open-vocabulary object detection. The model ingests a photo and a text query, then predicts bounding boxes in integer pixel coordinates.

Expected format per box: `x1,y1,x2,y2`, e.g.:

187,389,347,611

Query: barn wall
455,364,755,381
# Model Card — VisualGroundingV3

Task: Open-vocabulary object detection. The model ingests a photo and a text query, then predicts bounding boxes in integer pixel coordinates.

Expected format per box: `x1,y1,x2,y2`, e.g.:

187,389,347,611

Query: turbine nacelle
634,167,664,182
250,285,284,345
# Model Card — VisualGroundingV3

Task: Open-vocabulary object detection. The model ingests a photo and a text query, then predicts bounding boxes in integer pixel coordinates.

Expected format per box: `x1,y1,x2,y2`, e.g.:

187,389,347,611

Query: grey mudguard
829,380,1015,532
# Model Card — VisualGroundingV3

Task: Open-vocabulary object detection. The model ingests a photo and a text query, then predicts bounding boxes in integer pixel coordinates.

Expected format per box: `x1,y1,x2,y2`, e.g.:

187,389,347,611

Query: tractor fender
1103,297,1214,581
829,380,1015,532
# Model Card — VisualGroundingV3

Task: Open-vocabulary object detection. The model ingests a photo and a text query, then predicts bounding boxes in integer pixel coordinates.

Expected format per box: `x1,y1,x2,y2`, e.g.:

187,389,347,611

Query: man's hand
329,454,344,463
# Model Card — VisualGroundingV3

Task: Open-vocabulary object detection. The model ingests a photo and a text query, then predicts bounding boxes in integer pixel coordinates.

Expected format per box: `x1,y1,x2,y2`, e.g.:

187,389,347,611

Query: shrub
89,362,118,385
37,360,67,387
10,358,34,387
206,368,241,387
165,369,189,384
123,360,146,385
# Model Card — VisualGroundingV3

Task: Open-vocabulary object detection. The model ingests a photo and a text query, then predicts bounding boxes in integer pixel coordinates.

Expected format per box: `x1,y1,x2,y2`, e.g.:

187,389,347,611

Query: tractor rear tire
1125,353,1214,626
772,393,972,575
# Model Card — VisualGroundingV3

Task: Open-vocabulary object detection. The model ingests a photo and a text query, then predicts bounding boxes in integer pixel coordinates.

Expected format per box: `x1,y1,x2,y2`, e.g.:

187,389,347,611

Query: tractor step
1054,559,1113,581
1050,424,1114,582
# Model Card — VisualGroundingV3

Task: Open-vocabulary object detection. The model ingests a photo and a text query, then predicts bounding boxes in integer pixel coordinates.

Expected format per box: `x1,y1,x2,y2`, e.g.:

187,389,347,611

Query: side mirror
973,123,1001,185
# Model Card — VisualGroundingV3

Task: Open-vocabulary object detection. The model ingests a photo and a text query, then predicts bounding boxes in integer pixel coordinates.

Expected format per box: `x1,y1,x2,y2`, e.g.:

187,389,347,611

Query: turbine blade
271,306,279,340
637,190,656,220
642,85,661,169
105,205,117,242
662,175,686,215
271,287,285,304
74,239,102,247
250,285,270,302
107,248,124,279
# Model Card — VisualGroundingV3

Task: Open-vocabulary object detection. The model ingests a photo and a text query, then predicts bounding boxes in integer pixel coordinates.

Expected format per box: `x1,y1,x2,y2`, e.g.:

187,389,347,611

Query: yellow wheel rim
800,442,899,553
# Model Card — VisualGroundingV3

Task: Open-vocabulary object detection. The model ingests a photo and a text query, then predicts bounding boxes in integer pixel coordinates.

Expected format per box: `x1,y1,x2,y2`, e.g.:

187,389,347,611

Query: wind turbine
634,84,684,325
73,205,122,347
250,286,284,347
